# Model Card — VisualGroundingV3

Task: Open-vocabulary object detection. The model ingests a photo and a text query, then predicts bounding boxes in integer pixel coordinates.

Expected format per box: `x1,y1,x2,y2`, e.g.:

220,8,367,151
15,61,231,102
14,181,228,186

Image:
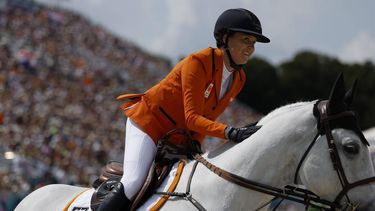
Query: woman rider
98,8,270,211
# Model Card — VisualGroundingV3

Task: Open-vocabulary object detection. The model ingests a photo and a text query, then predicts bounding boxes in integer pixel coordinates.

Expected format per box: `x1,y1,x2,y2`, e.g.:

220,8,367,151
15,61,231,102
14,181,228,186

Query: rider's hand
191,140,203,154
188,140,203,159
225,125,262,143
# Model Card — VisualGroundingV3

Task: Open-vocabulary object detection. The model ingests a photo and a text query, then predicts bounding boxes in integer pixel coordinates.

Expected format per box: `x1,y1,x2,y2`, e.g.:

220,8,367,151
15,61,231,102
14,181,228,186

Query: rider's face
225,32,256,66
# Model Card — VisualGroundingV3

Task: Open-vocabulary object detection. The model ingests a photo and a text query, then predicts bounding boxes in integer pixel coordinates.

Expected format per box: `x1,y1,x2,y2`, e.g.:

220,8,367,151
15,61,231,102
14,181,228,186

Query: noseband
294,100,375,210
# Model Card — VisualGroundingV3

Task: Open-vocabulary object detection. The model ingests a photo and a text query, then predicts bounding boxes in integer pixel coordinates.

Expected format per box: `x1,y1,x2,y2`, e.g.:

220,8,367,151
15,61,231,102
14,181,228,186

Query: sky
35,0,375,66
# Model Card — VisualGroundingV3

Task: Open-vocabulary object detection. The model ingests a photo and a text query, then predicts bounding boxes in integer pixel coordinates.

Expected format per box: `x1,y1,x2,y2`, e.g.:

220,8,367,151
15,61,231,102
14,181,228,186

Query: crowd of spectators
0,1,260,210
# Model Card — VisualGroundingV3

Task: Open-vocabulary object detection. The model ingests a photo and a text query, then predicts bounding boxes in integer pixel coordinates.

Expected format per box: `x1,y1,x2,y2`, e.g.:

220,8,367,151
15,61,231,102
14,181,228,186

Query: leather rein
189,101,375,210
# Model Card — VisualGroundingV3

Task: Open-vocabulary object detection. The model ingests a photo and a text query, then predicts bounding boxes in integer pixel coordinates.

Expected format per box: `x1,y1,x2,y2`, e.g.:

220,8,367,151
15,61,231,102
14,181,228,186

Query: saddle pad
65,188,95,211
141,160,184,210
66,161,184,211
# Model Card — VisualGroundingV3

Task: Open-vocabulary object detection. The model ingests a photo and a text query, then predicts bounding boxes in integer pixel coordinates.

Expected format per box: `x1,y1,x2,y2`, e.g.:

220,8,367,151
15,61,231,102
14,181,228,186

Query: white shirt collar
222,64,233,81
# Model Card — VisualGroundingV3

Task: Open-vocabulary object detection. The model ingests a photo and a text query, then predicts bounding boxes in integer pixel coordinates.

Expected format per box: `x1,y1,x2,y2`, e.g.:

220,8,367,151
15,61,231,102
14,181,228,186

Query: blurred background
0,0,374,210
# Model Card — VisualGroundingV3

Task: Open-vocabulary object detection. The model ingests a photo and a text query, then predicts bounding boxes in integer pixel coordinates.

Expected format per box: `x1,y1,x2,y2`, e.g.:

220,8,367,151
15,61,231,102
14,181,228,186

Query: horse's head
298,73,375,210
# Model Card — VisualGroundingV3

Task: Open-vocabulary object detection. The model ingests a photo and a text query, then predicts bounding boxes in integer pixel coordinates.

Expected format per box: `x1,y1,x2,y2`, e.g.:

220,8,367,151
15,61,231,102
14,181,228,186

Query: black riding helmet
214,8,270,46
214,8,270,70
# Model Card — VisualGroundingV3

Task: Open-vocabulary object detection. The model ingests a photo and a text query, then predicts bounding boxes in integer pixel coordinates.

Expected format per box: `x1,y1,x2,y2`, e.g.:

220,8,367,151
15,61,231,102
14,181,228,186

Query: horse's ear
328,72,346,113
344,79,357,106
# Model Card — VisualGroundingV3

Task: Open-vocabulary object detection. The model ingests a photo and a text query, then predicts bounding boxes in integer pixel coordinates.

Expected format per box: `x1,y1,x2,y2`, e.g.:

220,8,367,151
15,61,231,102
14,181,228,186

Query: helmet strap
224,36,242,71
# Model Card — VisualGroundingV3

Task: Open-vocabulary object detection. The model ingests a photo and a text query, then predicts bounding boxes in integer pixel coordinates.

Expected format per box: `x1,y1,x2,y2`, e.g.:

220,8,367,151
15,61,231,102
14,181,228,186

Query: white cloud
339,31,375,63
242,1,321,64
149,0,197,56
34,0,375,65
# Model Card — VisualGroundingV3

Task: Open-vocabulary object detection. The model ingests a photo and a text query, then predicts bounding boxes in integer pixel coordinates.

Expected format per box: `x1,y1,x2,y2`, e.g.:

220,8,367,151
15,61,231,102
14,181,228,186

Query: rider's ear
344,79,357,106
328,72,346,113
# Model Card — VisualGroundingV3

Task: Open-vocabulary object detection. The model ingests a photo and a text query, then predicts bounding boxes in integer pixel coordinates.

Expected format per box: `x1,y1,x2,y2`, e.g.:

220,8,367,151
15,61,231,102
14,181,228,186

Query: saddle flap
130,162,173,210
90,161,175,211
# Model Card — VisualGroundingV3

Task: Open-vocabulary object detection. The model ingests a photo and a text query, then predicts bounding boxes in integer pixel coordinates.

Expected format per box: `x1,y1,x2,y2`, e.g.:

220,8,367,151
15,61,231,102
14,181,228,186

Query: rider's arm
181,55,227,141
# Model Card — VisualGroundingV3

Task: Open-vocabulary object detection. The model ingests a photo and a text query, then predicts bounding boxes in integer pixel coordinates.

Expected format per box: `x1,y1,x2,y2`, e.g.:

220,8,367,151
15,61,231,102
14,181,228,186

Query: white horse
16,75,375,210
364,127,375,167
364,127,375,145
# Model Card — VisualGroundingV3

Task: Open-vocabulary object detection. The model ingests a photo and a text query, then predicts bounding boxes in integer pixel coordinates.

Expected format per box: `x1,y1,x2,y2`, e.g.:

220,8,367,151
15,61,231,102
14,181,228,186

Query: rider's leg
97,118,157,211
121,118,157,199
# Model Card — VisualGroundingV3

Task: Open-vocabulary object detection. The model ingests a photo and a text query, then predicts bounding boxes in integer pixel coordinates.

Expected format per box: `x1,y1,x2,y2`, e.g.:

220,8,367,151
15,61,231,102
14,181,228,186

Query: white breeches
120,118,157,199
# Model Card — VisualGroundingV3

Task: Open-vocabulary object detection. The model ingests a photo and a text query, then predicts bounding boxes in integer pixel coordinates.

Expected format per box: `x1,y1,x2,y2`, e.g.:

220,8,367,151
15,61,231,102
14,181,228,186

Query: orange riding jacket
117,47,246,145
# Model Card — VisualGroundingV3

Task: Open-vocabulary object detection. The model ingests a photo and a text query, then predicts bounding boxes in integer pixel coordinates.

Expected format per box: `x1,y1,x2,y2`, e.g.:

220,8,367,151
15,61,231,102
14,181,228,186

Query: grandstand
0,0,259,210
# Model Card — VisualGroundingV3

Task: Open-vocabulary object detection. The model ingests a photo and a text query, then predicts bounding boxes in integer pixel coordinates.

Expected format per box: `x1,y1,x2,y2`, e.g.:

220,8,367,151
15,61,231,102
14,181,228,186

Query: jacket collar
212,48,245,104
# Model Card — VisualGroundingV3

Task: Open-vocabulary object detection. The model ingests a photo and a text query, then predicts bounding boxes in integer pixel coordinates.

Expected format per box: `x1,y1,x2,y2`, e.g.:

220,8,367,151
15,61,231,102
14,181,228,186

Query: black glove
225,125,261,143
191,140,203,154
187,140,202,159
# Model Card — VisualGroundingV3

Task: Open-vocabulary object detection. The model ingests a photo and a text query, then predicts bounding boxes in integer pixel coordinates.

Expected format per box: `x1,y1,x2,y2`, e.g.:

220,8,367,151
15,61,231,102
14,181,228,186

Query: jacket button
212,106,216,110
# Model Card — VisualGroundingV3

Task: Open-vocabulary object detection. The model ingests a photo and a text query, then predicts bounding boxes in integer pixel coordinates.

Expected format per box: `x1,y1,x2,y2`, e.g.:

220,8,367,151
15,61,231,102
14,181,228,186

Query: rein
191,153,334,209
189,100,375,210
158,101,375,210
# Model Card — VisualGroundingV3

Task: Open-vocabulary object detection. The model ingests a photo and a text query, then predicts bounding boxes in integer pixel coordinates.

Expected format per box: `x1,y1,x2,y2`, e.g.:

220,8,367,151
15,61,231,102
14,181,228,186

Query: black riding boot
97,181,131,211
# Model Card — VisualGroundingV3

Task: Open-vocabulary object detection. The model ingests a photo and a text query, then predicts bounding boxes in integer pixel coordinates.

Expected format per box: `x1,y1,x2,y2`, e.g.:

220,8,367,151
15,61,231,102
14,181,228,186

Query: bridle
184,100,375,210
293,100,374,210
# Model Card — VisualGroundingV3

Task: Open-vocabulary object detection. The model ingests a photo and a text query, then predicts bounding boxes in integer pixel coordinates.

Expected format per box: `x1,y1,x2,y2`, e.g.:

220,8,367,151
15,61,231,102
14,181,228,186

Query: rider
98,8,270,211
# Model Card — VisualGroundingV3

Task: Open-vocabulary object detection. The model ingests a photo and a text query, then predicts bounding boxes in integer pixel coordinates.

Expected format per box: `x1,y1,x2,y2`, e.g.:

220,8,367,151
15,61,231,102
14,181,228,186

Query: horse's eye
343,143,359,154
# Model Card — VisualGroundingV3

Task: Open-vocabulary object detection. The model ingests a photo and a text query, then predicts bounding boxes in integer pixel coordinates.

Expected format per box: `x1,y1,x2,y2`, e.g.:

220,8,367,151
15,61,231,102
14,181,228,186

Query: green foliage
238,58,281,114
238,51,375,129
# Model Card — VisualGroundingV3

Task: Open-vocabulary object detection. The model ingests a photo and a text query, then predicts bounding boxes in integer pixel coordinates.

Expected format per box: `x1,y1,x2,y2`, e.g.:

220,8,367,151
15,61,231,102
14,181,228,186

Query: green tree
238,57,282,114
237,51,375,129
279,51,344,103
349,62,375,129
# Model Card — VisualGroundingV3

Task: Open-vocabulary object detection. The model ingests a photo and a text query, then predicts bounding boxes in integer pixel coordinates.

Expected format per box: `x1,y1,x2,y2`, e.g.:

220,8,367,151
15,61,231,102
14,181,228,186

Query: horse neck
211,102,317,194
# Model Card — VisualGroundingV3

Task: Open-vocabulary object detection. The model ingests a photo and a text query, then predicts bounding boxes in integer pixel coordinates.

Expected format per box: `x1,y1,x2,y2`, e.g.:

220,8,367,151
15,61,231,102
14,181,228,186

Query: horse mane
258,101,317,125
